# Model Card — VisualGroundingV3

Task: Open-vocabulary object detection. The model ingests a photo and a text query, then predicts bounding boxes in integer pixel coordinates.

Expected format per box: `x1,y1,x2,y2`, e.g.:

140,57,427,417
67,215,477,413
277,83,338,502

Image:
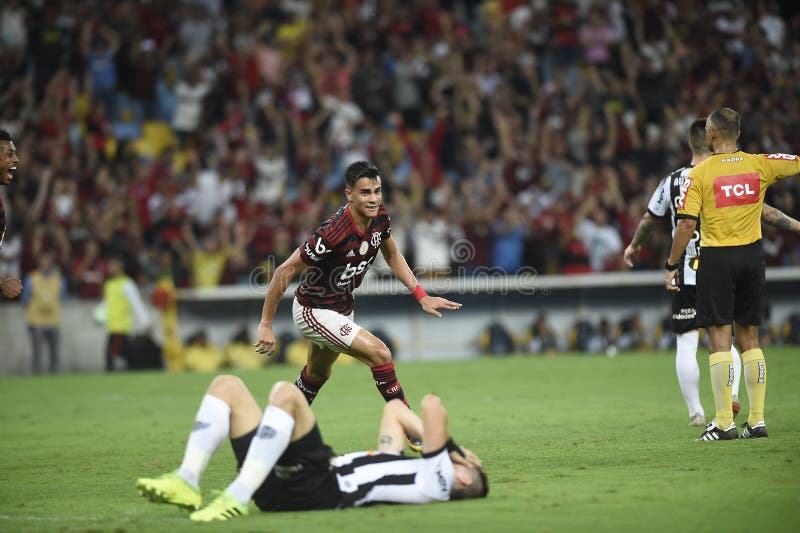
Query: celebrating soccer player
0,129,22,299
253,160,461,451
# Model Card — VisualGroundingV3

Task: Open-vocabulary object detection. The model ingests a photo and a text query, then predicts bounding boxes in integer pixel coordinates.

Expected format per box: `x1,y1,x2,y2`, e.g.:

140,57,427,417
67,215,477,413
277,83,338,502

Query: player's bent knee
269,380,303,407
421,394,442,410
374,343,392,365
207,374,246,398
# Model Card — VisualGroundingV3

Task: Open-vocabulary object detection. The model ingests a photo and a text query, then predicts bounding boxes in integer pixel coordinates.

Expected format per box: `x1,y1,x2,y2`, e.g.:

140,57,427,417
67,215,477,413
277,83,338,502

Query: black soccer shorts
230,424,340,511
671,284,698,334
696,241,764,328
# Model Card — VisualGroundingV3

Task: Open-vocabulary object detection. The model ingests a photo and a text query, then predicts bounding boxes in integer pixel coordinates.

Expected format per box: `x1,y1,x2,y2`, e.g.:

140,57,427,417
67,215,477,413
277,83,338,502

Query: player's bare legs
734,323,768,437
264,381,317,441
137,375,260,509
191,382,317,522
347,329,410,407
296,328,409,408
346,328,393,367
296,343,339,404
206,375,262,438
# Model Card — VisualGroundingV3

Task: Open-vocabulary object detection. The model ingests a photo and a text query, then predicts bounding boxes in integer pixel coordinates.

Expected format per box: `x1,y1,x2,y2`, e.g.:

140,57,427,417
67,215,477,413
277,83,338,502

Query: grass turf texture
2,349,800,532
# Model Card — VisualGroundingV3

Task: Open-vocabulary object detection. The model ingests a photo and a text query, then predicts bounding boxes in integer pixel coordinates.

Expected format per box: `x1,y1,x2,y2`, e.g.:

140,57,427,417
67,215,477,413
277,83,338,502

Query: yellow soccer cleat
406,435,424,454
190,490,249,522
136,471,201,510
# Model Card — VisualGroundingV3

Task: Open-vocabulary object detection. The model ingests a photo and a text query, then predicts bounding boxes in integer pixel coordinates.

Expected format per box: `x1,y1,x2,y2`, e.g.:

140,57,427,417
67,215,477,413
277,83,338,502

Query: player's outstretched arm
624,212,657,268
380,236,462,318
762,203,800,233
255,249,308,355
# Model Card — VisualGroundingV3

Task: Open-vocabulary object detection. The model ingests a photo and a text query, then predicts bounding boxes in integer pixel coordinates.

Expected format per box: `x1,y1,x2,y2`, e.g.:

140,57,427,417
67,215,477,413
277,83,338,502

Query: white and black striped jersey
647,165,701,286
332,448,454,507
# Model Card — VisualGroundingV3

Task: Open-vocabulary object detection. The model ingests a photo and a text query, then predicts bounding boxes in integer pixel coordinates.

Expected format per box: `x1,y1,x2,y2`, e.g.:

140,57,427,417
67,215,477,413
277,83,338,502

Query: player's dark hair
708,108,740,140
0,129,12,142
344,160,381,189
451,465,489,500
688,119,708,153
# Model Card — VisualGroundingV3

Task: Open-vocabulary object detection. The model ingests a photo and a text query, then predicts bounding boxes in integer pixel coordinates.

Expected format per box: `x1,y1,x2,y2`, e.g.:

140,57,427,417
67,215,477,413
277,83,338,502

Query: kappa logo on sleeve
713,173,760,208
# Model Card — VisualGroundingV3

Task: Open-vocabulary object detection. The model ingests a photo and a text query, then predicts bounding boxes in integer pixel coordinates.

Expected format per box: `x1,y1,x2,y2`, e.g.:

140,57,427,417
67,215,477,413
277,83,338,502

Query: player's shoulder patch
761,153,798,161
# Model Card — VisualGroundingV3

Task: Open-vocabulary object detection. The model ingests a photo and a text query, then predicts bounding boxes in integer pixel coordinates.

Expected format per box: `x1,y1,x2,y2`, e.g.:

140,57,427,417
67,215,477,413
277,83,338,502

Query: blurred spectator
184,329,225,372
100,256,150,371
574,199,623,271
22,252,64,373
81,21,121,112
526,313,560,355
492,206,528,273
616,314,648,351
0,0,796,299
479,321,515,356
412,207,453,276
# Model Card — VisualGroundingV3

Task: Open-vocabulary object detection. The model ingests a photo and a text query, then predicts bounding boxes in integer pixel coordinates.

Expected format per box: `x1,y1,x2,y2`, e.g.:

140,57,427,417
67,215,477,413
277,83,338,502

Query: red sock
295,365,327,405
371,361,408,406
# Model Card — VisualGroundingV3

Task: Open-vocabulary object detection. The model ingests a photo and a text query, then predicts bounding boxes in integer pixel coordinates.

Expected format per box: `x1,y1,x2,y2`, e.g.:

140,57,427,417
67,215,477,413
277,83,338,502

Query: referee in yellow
665,107,800,442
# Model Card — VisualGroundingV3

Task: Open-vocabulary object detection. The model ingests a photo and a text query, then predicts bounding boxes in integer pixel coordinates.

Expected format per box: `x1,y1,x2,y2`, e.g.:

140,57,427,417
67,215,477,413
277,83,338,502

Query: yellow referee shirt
677,151,800,247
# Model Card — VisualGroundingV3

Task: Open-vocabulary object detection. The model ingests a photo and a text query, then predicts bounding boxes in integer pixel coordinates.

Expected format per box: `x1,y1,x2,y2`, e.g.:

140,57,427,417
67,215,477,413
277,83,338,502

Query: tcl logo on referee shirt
713,173,760,208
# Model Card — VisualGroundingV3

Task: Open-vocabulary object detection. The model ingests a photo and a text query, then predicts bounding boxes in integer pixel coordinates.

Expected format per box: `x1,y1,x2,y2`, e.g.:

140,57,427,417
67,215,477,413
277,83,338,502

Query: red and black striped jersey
296,204,391,315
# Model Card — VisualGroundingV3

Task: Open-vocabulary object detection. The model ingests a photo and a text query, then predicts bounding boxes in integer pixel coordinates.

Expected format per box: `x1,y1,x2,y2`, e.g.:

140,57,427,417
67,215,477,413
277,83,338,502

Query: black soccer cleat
740,421,768,439
695,422,738,442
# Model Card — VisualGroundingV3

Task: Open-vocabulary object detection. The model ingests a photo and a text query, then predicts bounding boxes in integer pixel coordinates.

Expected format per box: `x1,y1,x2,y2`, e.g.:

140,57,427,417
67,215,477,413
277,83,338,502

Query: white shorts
292,298,362,352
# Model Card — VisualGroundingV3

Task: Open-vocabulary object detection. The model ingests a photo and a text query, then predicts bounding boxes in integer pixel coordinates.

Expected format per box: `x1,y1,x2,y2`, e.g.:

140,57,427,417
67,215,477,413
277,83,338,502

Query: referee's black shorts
696,241,764,328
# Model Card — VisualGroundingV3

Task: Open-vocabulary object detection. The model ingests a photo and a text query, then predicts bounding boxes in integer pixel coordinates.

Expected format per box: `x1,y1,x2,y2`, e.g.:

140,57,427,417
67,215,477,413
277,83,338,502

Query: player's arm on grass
255,248,309,355
762,203,800,233
379,235,462,317
624,212,658,268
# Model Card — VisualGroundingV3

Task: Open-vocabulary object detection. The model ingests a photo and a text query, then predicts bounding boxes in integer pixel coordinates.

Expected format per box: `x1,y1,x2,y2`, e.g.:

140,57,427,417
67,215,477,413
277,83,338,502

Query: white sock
178,394,231,488
226,405,295,505
730,344,741,402
676,331,703,418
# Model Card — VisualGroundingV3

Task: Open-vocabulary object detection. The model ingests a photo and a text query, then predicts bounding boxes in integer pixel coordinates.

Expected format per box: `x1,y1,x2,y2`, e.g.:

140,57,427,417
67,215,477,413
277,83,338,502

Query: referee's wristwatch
664,258,680,271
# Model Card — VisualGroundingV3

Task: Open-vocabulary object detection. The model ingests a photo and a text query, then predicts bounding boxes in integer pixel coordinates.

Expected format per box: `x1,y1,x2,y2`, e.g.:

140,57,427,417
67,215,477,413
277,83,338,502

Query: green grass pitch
2,349,800,532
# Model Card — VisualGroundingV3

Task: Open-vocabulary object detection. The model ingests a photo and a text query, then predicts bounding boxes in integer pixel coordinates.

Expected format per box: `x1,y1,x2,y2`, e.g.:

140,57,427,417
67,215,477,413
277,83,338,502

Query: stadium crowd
1,0,799,296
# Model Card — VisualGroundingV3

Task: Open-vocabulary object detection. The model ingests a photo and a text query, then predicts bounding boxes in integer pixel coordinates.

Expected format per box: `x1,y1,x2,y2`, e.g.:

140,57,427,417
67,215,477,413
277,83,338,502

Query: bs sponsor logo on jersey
305,237,332,262
337,256,376,285
713,173,760,208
